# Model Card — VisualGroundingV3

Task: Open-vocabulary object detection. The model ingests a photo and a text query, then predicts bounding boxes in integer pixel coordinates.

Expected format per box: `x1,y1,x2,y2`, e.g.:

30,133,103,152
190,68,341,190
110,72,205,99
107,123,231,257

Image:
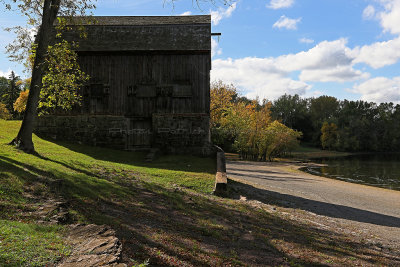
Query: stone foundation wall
152,113,211,154
35,115,129,150
35,114,212,155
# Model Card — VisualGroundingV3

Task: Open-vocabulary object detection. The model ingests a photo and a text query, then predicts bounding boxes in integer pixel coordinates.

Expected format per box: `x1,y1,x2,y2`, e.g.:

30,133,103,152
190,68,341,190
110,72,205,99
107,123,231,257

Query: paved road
226,160,400,242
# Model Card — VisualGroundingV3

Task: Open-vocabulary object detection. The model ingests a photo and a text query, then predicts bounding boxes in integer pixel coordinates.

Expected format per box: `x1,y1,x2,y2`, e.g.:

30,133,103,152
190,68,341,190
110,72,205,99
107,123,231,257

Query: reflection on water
301,154,400,191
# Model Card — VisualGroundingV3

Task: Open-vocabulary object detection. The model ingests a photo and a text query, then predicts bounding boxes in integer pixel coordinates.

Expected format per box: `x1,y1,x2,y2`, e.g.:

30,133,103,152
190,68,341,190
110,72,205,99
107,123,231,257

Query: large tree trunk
10,0,60,153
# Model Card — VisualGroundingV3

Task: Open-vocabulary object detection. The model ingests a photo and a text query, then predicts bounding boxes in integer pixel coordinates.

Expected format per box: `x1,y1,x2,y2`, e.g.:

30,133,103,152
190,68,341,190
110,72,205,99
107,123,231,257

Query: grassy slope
0,120,397,266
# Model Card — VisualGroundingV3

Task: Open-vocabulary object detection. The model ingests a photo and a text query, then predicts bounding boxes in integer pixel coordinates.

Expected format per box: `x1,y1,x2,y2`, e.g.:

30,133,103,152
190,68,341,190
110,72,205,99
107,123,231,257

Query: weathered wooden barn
35,16,213,154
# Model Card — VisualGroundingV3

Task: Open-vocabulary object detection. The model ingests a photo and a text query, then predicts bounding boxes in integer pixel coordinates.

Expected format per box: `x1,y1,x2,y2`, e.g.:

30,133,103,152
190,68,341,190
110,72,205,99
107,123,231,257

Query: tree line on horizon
270,93,400,152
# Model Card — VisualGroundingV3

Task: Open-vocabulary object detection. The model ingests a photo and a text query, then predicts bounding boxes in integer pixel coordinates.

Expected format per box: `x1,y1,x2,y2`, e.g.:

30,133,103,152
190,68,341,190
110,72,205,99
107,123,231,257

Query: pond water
301,154,400,191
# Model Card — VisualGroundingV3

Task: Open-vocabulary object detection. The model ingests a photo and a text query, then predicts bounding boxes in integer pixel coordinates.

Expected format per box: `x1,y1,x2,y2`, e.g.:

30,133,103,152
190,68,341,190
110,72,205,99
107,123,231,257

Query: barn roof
60,15,211,52
70,15,211,26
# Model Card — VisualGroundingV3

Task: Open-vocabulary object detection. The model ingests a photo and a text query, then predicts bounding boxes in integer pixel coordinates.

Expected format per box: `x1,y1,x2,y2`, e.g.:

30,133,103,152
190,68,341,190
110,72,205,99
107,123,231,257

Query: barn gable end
35,15,213,155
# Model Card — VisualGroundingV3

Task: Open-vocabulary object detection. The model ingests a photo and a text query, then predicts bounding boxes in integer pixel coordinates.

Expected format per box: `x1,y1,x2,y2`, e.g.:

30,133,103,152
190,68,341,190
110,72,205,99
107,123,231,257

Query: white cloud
349,1,400,69
353,37,400,68
299,66,370,83
208,0,400,102
276,39,355,71
211,57,310,100
211,38,222,57
245,78,310,100
210,2,237,26
272,15,301,30
26,27,37,42
299,37,314,44
0,69,12,78
363,5,376,20
310,90,323,97
179,11,192,16
267,0,294,9
210,38,373,100
352,77,400,103
377,0,400,35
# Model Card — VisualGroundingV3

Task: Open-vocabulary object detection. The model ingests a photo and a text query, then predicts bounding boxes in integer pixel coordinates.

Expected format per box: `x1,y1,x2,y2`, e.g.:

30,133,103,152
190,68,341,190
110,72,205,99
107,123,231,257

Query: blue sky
1,0,400,103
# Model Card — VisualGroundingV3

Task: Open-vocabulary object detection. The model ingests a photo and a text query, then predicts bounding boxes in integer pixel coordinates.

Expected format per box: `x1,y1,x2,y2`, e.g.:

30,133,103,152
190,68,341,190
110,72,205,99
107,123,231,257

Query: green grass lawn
0,220,69,266
1,120,398,266
0,120,216,266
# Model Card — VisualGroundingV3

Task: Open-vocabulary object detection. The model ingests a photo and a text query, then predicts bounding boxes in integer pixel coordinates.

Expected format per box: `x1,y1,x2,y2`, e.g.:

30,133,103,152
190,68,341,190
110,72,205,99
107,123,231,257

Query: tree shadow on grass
72,177,400,266
0,155,133,207
36,138,216,175
2,153,399,266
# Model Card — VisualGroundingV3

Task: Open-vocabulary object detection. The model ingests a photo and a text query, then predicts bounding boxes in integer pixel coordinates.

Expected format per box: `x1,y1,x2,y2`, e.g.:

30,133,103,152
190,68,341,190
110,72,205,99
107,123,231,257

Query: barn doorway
127,119,153,150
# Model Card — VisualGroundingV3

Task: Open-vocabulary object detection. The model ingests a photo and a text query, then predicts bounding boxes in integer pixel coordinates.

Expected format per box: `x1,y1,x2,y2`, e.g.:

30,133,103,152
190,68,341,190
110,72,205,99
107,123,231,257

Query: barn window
136,85,157,98
172,84,192,98
156,85,173,97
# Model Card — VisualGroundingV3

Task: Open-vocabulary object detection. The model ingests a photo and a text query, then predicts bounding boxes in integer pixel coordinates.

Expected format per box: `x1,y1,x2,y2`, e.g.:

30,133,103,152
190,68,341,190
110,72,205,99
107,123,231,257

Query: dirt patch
19,192,126,267
57,224,126,267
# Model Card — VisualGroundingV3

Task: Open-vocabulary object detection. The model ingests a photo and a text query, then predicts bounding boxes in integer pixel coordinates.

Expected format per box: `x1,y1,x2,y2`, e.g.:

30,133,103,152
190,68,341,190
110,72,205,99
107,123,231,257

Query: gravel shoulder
226,160,400,248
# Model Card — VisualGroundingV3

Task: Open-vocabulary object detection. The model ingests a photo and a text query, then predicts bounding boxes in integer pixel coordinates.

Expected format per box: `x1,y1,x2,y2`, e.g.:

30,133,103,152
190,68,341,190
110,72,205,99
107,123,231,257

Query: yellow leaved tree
210,81,302,161
0,102,11,120
14,90,30,114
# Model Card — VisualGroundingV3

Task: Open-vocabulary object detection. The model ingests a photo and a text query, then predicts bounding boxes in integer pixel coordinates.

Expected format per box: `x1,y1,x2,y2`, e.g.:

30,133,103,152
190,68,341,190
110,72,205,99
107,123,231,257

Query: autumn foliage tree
210,80,238,148
14,90,30,114
210,81,302,161
223,100,301,161
39,39,89,114
210,80,237,124
0,103,11,120
261,121,302,161
13,38,87,116
320,122,338,150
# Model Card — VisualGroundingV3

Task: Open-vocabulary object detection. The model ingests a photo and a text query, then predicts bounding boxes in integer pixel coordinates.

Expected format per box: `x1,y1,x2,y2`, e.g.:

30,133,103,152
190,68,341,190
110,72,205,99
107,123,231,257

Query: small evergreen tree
1,71,21,118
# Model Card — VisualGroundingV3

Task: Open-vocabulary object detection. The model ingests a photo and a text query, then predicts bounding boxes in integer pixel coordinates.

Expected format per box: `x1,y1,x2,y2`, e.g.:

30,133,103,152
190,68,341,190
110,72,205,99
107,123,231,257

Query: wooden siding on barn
76,53,211,117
